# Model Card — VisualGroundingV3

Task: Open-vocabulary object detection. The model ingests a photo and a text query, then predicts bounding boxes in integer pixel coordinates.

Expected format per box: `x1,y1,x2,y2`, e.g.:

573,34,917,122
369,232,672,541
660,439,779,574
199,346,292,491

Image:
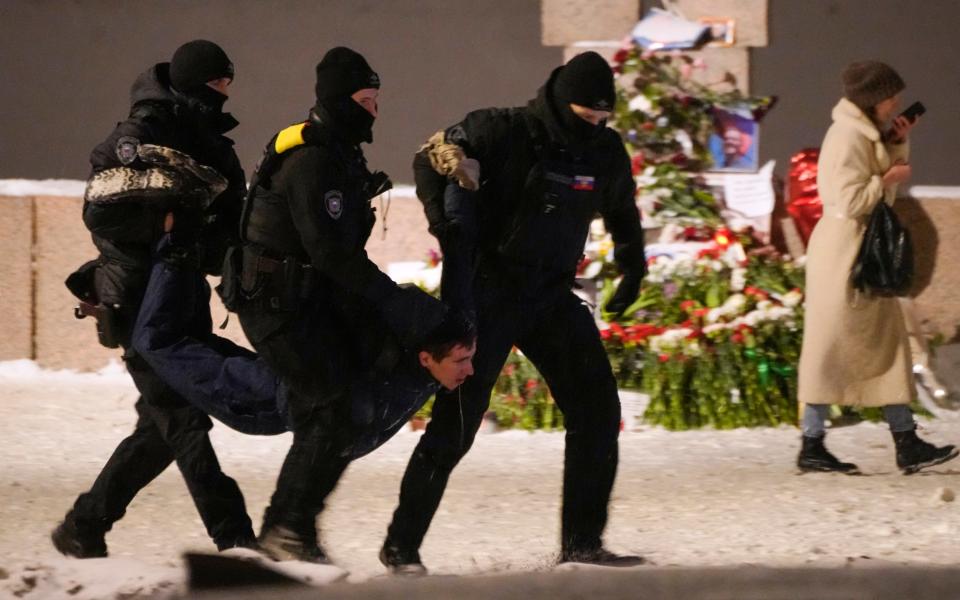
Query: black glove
379,286,449,351
604,273,642,320
157,207,205,268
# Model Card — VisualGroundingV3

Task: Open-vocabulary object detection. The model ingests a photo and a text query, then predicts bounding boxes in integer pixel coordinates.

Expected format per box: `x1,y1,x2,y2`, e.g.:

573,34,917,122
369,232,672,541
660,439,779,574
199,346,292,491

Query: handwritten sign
721,161,776,217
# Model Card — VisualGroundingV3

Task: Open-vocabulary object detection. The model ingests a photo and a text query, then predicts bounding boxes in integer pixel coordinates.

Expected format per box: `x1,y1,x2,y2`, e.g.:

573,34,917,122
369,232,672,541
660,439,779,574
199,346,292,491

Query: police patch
325,190,344,219
116,136,140,165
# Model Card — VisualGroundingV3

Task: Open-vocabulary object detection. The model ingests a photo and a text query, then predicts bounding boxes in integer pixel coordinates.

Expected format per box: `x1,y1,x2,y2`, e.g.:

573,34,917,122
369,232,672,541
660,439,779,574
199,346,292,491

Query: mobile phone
900,101,926,122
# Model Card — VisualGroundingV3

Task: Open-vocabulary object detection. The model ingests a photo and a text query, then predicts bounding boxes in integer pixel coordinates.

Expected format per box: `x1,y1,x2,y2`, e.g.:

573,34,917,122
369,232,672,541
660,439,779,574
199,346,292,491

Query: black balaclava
551,51,616,142
169,39,234,114
312,47,380,145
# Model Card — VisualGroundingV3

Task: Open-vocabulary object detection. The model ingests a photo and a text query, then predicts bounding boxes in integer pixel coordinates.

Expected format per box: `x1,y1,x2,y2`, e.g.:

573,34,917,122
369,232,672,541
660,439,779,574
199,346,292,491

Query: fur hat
842,61,905,111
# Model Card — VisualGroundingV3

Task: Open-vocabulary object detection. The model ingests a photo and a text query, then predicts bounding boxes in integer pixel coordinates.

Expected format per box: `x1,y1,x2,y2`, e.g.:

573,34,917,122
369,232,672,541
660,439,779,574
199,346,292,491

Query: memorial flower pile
601,245,806,429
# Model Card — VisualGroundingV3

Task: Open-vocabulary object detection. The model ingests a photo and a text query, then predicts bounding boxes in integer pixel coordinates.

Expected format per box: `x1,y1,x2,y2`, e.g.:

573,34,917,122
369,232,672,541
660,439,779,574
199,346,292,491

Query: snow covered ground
2,359,960,598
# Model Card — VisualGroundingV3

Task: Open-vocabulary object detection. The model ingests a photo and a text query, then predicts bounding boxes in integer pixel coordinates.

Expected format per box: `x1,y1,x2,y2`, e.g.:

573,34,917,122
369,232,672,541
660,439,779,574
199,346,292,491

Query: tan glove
421,131,480,191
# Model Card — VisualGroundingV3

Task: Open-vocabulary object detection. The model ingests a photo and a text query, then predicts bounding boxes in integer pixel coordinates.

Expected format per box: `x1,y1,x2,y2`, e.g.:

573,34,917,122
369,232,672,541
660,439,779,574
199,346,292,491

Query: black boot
892,427,959,475
258,525,329,563
797,435,860,474
559,547,645,567
382,448,452,575
379,538,427,576
51,513,108,558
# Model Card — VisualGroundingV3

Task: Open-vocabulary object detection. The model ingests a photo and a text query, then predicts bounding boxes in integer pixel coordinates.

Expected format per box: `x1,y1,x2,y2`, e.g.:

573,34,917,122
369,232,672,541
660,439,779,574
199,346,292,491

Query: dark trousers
69,305,253,548
386,279,622,554
240,302,358,541
132,259,287,436
259,403,352,543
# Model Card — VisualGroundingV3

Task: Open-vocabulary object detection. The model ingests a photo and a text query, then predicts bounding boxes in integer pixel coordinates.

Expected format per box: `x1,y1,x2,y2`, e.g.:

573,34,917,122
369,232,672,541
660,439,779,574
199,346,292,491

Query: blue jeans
802,403,914,437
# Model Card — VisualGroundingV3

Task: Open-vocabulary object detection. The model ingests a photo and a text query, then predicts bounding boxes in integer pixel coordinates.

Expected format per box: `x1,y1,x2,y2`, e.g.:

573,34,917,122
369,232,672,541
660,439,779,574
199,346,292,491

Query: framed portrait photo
708,105,759,172
699,17,736,47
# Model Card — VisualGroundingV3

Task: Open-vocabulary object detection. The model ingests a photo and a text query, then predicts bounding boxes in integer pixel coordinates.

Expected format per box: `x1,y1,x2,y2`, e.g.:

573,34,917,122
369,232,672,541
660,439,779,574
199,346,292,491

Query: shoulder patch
324,190,344,220
274,123,307,155
115,136,140,165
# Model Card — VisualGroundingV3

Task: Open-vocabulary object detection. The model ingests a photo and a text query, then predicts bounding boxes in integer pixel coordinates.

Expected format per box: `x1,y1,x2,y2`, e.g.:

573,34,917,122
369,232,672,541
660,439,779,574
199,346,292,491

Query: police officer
380,51,647,574
235,47,453,562
52,40,255,557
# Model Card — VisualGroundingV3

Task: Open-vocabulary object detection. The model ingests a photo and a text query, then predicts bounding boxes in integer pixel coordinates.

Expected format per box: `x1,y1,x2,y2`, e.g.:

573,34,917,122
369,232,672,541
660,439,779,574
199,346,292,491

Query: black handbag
850,200,914,296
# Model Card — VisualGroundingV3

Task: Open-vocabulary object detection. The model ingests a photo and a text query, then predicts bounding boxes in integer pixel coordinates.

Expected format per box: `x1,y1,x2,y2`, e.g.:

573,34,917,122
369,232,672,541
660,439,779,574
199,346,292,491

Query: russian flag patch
572,175,595,191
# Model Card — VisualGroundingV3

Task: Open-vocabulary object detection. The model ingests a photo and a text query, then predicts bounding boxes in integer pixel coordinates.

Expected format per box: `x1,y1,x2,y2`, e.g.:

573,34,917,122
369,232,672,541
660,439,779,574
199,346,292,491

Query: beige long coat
797,98,913,407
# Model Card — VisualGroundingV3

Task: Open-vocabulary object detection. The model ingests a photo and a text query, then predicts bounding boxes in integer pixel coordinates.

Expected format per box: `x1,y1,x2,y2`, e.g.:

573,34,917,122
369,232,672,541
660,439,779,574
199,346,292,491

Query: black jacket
243,116,393,305
240,111,444,374
84,63,245,307
414,67,646,298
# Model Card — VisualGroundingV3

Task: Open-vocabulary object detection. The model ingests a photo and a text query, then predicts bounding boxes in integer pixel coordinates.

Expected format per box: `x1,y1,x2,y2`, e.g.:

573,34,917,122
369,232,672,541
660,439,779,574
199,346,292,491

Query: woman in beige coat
796,61,957,475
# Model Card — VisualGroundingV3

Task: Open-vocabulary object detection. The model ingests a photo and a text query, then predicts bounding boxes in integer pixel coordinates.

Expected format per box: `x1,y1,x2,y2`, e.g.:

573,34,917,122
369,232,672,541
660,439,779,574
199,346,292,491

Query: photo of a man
708,106,759,171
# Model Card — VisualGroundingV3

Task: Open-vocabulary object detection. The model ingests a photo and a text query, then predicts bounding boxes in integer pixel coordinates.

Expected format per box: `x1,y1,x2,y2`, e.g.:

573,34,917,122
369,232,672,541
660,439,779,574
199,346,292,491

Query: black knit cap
842,60,905,111
170,40,234,93
315,47,380,102
553,51,616,112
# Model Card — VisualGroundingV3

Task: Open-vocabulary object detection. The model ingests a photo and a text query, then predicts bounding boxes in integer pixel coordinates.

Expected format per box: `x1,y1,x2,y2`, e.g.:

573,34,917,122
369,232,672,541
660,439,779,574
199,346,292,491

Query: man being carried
130,231,475,460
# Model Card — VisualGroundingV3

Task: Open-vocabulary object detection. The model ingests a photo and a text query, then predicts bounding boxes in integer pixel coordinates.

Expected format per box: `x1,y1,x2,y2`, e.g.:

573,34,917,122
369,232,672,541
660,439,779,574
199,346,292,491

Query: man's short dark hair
421,311,477,361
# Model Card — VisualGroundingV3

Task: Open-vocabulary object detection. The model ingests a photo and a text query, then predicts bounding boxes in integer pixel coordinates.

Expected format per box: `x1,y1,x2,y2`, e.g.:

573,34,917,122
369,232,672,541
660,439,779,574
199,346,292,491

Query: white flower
781,289,803,308
730,267,746,291
674,129,694,154
722,294,746,313
637,193,659,212
702,323,728,335
628,94,653,113
650,328,695,353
